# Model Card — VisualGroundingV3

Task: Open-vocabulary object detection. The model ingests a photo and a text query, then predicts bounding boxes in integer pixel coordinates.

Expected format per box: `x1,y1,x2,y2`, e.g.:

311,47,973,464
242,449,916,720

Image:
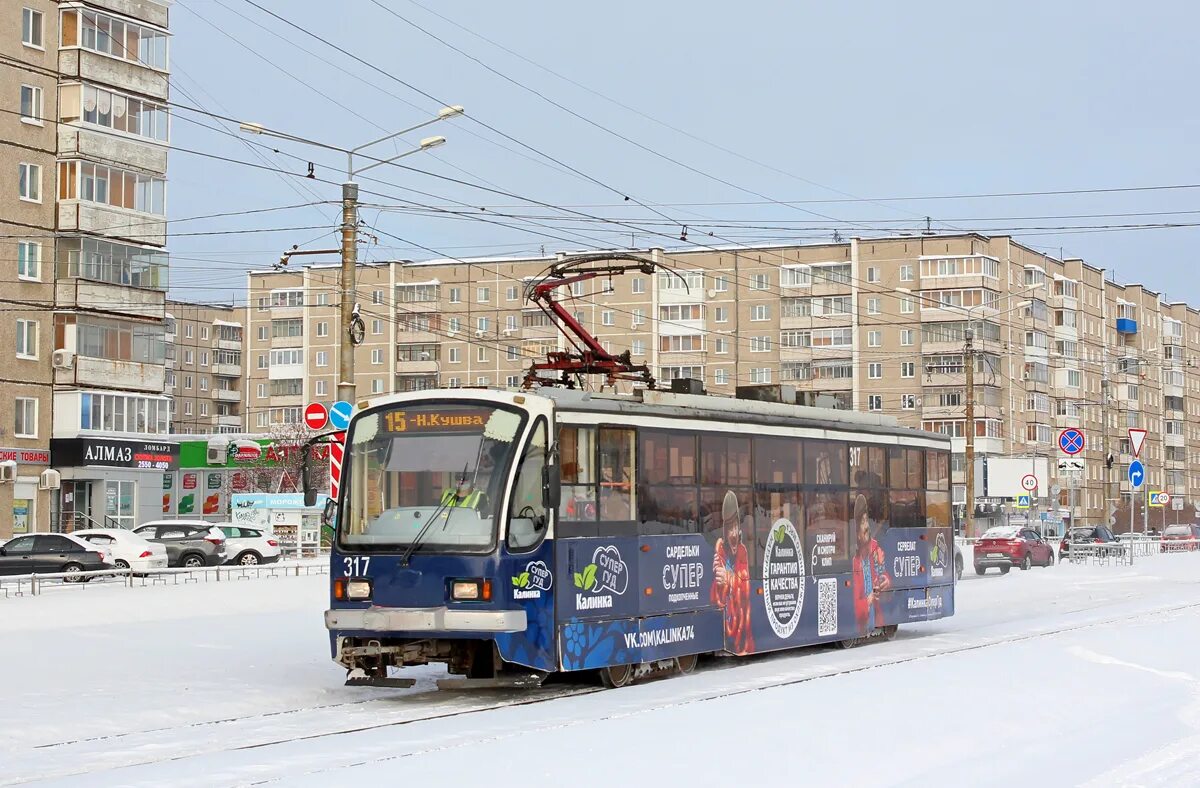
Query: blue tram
312,386,954,689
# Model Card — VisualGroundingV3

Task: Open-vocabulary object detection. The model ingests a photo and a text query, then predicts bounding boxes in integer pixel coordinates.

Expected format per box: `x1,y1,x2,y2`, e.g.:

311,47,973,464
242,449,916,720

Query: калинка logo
512,560,553,600
573,545,628,611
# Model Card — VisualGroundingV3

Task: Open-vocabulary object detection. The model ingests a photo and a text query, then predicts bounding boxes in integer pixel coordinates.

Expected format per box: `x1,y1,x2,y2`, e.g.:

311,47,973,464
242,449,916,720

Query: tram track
8,592,1197,787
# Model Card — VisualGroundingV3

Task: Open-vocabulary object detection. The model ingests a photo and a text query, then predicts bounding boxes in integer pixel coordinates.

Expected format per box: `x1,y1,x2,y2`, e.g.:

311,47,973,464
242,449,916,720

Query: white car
218,525,281,566
73,529,169,574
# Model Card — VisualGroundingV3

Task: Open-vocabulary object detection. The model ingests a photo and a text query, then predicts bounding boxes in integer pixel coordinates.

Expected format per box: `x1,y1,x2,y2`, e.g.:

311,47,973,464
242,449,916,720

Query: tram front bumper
325,606,527,633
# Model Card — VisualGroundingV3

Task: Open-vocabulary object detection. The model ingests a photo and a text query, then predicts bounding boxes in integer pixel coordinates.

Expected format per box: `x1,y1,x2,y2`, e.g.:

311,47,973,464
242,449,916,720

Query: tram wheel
599,663,635,688
881,625,898,641
675,653,699,675
837,636,862,649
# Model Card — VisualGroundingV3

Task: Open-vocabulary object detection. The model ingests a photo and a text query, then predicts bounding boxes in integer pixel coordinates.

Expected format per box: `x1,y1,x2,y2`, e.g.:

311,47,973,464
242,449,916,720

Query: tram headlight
451,578,492,602
347,579,372,600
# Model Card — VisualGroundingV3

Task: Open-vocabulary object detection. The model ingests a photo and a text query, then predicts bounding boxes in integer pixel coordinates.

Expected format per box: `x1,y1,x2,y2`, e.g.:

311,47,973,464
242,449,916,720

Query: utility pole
965,327,976,538
338,181,359,405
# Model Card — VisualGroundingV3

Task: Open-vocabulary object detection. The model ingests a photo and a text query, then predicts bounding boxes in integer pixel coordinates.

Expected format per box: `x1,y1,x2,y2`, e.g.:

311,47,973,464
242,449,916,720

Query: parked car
217,525,281,566
1059,525,1122,559
1161,524,1200,552
73,528,169,573
974,526,1055,574
132,521,227,568
0,533,113,581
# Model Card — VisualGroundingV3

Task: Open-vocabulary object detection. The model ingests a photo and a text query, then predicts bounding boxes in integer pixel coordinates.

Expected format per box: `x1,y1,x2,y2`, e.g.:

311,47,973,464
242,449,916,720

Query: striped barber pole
329,432,345,500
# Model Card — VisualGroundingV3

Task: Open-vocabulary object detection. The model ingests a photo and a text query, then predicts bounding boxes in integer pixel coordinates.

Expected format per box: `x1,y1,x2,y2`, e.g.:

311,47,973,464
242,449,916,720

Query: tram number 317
343,557,371,577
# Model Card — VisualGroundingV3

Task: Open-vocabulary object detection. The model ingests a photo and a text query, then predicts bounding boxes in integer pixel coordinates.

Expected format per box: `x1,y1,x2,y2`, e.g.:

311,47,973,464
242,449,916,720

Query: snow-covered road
4,554,1200,786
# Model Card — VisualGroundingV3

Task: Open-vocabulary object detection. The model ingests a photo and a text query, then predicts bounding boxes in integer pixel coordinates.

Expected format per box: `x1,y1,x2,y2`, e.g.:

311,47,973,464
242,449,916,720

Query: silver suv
132,521,227,568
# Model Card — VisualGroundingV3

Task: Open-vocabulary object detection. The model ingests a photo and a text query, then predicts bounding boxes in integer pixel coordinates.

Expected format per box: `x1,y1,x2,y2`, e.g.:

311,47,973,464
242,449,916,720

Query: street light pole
240,107,461,405
965,326,976,538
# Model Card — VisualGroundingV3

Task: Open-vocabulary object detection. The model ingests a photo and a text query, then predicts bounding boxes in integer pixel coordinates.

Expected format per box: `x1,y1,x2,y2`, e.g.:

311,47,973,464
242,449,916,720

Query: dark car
1059,525,1122,559
1161,524,1200,552
974,526,1055,574
0,534,113,580
132,521,227,568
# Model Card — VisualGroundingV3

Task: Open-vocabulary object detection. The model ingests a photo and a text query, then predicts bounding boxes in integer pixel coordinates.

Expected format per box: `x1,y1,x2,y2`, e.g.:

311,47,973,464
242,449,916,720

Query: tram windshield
339,403,526,552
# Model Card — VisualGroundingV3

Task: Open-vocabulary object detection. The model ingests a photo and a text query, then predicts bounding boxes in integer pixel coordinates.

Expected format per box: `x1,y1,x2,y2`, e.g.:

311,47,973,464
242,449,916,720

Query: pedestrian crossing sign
1014,494,1032,509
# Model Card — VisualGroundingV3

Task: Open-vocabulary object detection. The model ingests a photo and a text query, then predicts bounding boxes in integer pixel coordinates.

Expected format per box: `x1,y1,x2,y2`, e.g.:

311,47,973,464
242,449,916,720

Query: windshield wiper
400,461,468,567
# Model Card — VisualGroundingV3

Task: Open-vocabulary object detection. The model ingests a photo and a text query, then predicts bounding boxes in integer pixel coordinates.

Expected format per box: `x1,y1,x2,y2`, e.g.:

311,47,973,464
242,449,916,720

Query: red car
1161,524,1200,552
974,526,1055,575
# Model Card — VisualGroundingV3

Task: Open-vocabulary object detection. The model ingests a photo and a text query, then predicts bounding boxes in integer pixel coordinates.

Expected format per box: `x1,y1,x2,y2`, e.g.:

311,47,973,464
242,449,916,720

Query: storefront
50,438,179,531
0,447,51,539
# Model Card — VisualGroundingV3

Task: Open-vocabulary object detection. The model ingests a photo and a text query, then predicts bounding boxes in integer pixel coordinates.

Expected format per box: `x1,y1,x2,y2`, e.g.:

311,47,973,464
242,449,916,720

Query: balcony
216,338,243,351
213,363,242,378
57,356,164,393
58,202,165,247
56,278,164,320
1166,433,1186,448
58,126,167,174
58,49,169,102
217,415,242,429
211,389,241,402
1116,318,1138,335
395,359,439,375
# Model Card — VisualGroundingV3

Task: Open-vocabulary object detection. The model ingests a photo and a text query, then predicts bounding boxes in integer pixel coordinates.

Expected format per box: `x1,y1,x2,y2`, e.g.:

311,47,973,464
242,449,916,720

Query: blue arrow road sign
1059,428,1085,455
329,400,353,431
1128,459,1145,489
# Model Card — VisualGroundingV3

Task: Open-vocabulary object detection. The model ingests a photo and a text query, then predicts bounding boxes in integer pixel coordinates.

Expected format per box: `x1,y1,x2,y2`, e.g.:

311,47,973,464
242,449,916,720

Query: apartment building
0,3,57,538
165,300,245,435
2,1,174,534
245,234,1200,536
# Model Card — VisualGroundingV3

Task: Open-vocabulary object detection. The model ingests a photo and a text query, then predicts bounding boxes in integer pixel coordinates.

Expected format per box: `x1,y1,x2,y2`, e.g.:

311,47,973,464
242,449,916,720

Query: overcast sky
166,0,1200,305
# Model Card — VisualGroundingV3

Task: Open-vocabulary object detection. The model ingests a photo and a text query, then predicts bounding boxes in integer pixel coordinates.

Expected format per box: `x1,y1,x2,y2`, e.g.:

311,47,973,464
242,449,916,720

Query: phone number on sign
135,453,173,470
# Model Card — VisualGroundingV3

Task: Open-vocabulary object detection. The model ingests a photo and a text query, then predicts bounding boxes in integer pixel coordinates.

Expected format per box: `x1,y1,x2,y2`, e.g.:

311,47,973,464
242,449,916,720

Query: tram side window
559,426,597,522
850,444,888,524
806,441,847,486
508,419,549,550
598,427,636,523
888,447,926,529
926,450,950,491
925,450,951,529
639,430,699,535
702,434,754,546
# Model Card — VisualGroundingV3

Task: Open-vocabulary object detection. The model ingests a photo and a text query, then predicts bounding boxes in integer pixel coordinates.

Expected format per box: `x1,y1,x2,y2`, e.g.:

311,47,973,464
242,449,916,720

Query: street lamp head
438,105,465,119
419,135,447,149
239,122,266,135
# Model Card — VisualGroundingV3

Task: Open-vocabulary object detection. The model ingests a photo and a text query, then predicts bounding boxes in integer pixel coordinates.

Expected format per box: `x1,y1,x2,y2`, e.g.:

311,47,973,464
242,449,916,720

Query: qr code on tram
817,578,838,637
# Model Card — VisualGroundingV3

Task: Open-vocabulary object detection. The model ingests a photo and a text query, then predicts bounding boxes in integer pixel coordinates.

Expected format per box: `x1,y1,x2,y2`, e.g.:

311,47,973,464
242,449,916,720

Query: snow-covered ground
4,553,1200,786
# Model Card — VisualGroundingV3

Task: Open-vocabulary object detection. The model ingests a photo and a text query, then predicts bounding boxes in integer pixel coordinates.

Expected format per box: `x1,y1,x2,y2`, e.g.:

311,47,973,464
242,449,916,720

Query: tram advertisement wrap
559,610,724,671
495,541,557,672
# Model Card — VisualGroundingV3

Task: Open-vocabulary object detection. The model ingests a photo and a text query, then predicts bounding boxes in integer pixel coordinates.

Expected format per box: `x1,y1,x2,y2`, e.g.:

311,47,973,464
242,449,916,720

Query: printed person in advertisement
711,490,754,653
851,494,892,635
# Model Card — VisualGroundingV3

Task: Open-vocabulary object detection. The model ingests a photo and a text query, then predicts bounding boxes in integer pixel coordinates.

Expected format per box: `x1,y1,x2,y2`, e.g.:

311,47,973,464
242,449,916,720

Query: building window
507,345,519,361
372,290,384,305
476,376,489,386
19,84,42,124
271,319,303,338
504,314,518,332
867,330,881,347
64,8,168,68
780,266,810,287
477,317,490,333
631,308,645,326
16,241,40,280
900,265,913,282
200,402,209,417
901,362,915,378
477,346,487,363
715,338,729,354
900,296,914,314
712,275,728,292
256,354,267,369
57,161,164,214
750,336,771,352
269,379,302,397
477,286,490,303
867,267,880,283
200,326,209,340
448,347,460,363
632,339,645,356
751,304,770,321
315,380,327,396
256,412,268,428
200,352,209,367
183,374,192,389
199,377,209,392
867,297,880,315
507,285,518,301
183,401,193,416
447,377,460,388
750,273,769,291
257,326,268,341
868,395,883,411
714,307,728,323
63,83,169,142
16,319,37,359
316,322,328,337
901,394,917,410
257,383,266,399
371,348,383,365
868,362,882,379
900,329,914,346
316,351,328,367
15,397,36,437
632,278,646,294
18,163,40,202
750,367,771,383
449,287,461,303
22,7,43,48
601,311,614,326
506,375,519,388
371,378,384,394
714,369,728,385
661,335,704,353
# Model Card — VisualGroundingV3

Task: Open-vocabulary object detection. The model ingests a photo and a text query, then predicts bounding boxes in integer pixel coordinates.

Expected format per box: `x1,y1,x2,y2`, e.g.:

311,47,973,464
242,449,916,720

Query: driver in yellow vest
440,478,487,510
